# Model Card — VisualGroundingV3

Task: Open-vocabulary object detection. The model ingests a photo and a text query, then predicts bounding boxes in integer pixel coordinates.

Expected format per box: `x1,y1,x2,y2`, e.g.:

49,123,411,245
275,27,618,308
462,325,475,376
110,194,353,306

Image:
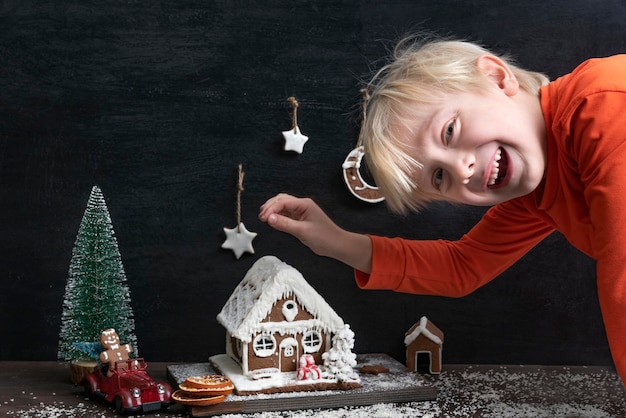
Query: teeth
488,148,502,186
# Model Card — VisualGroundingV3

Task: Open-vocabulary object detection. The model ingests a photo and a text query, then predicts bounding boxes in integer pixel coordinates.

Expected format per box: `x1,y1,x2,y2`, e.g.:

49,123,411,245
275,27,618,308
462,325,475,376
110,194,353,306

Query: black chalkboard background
2,0,625,367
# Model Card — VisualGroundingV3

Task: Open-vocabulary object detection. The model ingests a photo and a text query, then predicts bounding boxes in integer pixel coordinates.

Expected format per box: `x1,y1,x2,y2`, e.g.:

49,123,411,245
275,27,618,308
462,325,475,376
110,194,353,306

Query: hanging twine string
356,87,371,148
236,163,244,232
287,96,299,131
361,87,370,122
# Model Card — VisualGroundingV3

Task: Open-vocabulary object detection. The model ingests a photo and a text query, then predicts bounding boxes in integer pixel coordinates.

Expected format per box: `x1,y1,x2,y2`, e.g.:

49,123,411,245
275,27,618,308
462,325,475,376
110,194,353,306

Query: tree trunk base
69,359,98,385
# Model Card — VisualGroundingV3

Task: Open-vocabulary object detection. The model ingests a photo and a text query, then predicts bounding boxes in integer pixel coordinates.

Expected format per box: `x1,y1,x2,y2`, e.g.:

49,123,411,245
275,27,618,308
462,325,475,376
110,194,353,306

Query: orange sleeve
355,198,554,297
568,90,626,383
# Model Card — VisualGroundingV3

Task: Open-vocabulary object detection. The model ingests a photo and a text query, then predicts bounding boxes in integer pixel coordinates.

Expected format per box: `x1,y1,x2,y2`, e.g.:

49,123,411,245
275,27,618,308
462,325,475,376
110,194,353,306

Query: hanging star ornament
222,222,257,259
282,126,309,154
221,164,258,259
282,96,309,154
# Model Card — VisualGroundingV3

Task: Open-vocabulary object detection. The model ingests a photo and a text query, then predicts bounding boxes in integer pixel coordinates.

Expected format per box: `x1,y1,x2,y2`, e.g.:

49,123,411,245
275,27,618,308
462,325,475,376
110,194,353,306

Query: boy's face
400,80,547,206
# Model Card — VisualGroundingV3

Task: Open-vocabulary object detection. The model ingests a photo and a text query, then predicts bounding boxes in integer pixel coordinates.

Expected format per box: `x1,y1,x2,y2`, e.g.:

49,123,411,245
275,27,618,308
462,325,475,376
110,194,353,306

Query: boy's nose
455,155,475,184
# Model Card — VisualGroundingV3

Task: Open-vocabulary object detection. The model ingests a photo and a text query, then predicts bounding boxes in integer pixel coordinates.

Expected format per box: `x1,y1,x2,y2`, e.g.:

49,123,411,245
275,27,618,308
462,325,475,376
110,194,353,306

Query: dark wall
2,0,625,366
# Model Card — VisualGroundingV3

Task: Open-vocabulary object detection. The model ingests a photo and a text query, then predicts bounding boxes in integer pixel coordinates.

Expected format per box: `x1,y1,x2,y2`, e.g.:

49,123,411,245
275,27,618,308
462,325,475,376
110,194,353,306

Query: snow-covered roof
404,316,443,346
217,256,345,342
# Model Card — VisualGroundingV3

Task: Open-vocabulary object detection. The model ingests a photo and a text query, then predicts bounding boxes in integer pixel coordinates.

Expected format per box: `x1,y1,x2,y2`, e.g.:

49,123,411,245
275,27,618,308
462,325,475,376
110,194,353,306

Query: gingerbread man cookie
99,328,132,376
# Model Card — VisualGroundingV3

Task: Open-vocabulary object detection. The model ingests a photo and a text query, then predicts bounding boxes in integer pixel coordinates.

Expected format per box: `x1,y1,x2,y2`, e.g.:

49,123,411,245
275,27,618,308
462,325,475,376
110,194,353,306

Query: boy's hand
259,193,372,273
258,193,338,257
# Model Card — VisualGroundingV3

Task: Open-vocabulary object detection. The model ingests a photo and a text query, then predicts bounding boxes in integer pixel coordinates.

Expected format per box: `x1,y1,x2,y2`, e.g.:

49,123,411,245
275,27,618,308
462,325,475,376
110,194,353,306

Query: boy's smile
398,55,548,207
487,147,507,188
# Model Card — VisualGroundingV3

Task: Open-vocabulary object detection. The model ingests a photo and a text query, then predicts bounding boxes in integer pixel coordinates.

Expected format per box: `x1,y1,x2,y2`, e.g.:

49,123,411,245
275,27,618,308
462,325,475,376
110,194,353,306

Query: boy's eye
432,168,444,190
444,121,454,143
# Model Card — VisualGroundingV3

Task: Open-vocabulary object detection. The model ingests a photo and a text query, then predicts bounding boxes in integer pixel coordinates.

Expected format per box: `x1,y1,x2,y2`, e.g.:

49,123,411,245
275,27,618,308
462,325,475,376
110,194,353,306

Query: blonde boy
259,37,626,384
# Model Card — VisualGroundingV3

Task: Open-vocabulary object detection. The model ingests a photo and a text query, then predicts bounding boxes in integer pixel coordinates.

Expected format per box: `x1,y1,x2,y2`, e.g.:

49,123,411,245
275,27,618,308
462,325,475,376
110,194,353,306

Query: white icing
172,353,427,410
211,353,357,392
341,146,385,203
404,316,442,346
222,222,257,259
217,256,345,343
249,367,280,380
341,147,362,169
282,300,298,322
322,325,359,382
279,338,298,348
216,256,360,387
282,126,309,154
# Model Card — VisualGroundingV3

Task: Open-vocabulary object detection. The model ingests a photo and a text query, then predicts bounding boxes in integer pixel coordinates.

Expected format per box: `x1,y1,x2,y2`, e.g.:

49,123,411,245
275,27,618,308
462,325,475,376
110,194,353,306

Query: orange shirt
355,55,626,382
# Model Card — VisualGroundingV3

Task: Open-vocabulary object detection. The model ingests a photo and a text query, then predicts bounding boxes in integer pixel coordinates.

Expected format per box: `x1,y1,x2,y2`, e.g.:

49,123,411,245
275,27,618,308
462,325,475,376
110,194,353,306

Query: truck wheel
83,382,93,398
114,396,125,414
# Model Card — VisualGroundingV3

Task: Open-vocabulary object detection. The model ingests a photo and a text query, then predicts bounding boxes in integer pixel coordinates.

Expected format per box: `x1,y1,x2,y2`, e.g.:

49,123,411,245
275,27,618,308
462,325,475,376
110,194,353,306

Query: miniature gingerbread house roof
217,256,345,343
404,316,444,347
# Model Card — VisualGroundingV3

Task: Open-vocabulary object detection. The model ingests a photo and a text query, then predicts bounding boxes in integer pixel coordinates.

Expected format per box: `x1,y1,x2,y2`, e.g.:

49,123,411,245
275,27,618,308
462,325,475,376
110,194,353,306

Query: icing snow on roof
217,256,345,342
404,316,442,346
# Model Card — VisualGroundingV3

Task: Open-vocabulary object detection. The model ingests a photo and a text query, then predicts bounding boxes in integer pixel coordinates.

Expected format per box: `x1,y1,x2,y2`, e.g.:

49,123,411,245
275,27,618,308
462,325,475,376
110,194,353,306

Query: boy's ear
476,55,519,96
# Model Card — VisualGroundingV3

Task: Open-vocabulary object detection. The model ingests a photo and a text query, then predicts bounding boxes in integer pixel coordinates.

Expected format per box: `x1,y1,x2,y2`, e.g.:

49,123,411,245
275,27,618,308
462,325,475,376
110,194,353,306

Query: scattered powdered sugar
5,402,186,418
211,402,442,418
5,403,104,418
480,402,612,417
169,353,428,401
5,363,625,417
428,365,626,418
169,362,626,417
2,397,107,418
1,392,185,418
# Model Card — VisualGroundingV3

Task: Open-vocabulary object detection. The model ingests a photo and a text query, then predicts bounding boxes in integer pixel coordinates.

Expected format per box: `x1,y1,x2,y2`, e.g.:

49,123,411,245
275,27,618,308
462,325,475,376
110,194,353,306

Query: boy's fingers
259,194,291,220
259,202,279,221
268,213,300,236
268,213,289,231
267,213,279,226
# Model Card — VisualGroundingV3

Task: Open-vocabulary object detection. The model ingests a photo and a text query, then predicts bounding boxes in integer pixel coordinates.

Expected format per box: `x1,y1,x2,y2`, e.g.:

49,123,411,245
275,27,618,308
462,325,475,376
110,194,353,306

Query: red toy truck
83,358,173,414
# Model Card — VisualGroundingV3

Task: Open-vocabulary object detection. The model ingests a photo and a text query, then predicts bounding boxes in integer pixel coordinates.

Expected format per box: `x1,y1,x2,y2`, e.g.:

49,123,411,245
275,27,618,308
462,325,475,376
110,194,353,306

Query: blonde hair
360,36,549,214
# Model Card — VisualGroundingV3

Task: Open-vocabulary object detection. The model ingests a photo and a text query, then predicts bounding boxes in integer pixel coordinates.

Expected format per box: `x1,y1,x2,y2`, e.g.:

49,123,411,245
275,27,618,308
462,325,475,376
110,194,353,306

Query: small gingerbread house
404,317,444,374
216,256,346,379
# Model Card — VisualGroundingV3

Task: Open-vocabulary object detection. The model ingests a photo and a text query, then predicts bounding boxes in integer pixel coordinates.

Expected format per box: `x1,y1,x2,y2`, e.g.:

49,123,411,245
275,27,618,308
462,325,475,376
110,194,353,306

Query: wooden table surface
2,361,626,417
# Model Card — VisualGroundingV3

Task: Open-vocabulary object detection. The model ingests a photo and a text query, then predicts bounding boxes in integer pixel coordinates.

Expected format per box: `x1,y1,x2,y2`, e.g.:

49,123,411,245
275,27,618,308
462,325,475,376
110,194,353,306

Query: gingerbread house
216,256,347,380
404,317,444,374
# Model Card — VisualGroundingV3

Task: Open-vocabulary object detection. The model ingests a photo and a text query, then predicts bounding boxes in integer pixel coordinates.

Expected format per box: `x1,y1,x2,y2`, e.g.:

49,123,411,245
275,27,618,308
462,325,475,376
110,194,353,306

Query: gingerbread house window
282,299,298,322
284,345,294,357
302,330,322,353
253,334,276,357
236,339,243,357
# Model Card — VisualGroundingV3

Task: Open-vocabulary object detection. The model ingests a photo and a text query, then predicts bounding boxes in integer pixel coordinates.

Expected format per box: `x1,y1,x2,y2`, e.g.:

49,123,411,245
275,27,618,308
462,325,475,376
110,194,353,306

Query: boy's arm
355,198,555,297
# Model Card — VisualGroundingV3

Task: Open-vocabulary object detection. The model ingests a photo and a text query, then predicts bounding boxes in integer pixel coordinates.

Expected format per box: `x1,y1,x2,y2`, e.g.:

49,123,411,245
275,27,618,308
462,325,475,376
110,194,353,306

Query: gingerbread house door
279,338,298,372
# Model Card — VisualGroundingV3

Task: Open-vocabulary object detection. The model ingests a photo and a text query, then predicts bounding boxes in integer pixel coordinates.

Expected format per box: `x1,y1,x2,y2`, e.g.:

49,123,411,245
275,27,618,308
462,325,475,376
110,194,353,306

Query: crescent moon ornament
342,146,385,203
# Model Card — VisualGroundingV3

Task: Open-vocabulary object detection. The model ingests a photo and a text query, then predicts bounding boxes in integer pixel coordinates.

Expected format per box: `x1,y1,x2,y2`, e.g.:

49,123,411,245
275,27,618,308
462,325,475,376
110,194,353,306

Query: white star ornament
282,126,309,154
222,222,257,259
